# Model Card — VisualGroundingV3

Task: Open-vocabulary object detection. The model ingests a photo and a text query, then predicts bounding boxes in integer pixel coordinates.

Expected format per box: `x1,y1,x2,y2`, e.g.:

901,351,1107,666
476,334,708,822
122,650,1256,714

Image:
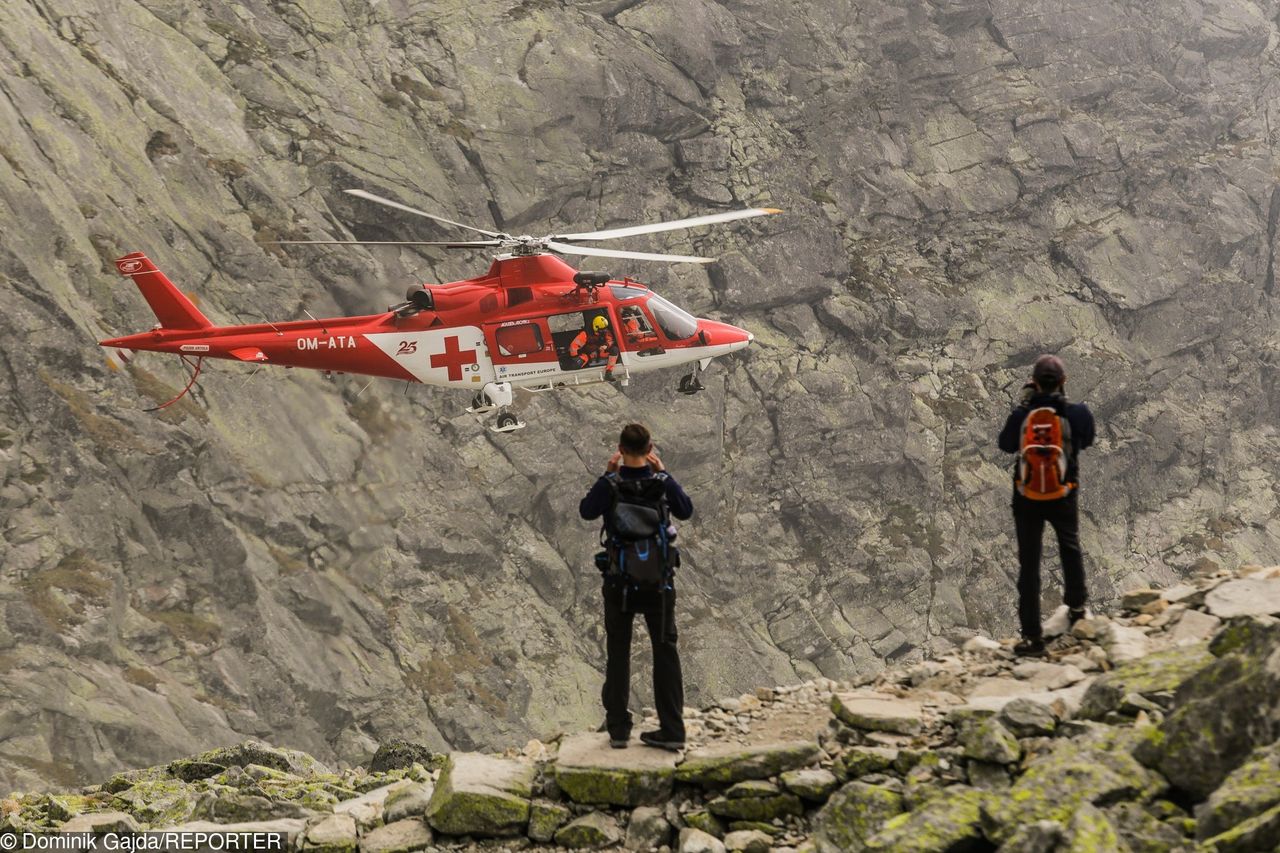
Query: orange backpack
1016,406,1074,500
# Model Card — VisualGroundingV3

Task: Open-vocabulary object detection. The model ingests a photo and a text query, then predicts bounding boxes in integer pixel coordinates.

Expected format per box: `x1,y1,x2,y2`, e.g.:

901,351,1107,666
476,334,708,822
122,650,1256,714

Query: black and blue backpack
597,472,679,611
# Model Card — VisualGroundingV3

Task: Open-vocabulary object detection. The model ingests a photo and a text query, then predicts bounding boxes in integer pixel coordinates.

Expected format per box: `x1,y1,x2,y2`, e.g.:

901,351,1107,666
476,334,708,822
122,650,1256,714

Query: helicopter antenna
303,309,330,335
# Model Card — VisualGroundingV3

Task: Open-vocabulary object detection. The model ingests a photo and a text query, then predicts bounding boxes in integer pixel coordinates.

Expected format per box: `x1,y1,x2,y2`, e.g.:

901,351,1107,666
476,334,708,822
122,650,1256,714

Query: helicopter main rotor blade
544,240,715,264
552,207,782,242
344,189,507,239
264,239,503,247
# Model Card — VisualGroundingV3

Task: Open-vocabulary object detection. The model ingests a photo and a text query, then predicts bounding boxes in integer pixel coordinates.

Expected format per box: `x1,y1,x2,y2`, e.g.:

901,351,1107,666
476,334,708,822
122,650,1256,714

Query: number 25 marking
397,341,417,355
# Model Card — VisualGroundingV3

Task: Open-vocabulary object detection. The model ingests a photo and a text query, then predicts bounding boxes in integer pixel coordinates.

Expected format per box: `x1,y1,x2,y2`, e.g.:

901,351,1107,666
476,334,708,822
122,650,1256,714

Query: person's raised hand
606,452,622,473
645,450,665,472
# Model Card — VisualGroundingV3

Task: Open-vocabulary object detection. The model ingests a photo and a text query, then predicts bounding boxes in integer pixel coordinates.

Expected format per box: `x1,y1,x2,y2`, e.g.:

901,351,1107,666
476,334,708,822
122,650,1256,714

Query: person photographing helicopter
580,423,693,750
998,354,1095,657
569,315,620,381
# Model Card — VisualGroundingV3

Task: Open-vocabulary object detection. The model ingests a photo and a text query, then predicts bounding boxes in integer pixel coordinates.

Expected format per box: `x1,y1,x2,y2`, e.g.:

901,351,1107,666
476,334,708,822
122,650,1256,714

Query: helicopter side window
495,322,544,356
648,294,699,341
619,305,664,356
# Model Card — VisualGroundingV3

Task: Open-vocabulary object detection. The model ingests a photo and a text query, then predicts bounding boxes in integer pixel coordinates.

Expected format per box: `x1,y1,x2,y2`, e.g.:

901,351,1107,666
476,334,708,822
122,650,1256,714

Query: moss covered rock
1077,643,1213,720
958,718,1020,765
684,809,725,837
812,782,904,853
707,791,803,821
300,812,357,853
981,728,1165,844
838,747,899,780
553,811,622,849
111,779,200,826
862,785,990,852
781,768,838,802
1139,617,1280,799
368,741,439,774
1200,802,1280,852
675,741,821,785
554,733,676,806
1195,741,1280,840
528,800,571,843
423,753,534,838
1059,803,1124,853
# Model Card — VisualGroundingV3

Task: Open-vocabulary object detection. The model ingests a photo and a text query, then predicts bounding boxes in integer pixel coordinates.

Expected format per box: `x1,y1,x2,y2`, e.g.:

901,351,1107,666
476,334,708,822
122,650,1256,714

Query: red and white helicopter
100,189,779,432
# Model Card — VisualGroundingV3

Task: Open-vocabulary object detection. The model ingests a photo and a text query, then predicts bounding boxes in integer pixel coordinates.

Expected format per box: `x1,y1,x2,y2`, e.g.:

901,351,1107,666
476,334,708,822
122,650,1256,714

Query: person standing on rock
580,423,693,749
998,354,1096,656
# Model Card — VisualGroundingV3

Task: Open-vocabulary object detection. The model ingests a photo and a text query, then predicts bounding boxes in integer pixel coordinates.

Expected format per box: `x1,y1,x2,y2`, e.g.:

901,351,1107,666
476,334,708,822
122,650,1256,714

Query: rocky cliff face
2,0,1280,791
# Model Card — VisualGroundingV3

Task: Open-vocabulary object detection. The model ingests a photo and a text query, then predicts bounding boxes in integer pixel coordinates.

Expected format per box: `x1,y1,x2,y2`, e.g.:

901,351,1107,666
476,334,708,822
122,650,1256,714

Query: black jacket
580,465,693,522
998,392,1095,484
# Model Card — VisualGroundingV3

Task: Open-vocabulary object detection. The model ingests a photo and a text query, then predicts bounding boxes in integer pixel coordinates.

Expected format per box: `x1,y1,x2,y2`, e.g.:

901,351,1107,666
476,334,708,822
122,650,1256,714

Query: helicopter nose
698,319,754,352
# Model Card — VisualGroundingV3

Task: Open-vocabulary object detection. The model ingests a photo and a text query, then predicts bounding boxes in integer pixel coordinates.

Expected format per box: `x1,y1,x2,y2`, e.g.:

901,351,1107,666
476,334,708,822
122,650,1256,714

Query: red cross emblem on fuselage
430,335,477,381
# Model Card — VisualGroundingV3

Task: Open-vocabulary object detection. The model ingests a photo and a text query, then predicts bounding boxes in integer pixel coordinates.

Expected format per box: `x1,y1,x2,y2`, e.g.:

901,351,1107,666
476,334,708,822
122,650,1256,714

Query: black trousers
1013,491,1088,638
602,583,684,741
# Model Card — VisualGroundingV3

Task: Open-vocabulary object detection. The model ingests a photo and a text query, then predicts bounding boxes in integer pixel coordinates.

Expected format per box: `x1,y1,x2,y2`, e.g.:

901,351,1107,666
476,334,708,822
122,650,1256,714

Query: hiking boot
639,730,685,752
604,371,618,384
609,735,629,749
1014,636,1047,657
1068,607,1088,628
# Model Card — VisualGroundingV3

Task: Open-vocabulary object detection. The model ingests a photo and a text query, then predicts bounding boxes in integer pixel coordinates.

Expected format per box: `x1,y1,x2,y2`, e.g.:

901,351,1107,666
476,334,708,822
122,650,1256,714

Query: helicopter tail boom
113,252,213,331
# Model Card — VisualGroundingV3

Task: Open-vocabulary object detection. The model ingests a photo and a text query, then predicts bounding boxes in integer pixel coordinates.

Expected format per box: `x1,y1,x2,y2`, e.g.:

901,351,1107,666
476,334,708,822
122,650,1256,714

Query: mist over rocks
3,0,1280,791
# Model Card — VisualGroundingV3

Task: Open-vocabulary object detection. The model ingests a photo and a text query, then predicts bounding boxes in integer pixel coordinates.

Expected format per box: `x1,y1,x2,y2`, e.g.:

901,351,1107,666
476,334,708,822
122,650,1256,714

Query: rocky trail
6,565,1280,852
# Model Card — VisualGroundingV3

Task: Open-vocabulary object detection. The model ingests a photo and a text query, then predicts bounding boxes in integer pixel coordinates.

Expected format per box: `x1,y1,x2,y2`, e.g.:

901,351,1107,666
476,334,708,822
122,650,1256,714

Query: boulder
1171,609,1221,645
707,792,803,821
111,779,201,825
1200,803,1280,852
683,809,725,837
1077,643,1213,720
528,801,571,843
862,786,989,852
381,782,432,824
958,718,1020,765
624,805,671,850
723,829,772,852
1139,617,1280,798
555,733,677,805
333,782,409,827
998,698,1058,737
811,782,904,853
554,811,623,849
357,818,433,853
830,694,923,734
780,768,839,802
675,741,820,785
838,746,899,780
58,811,141,833
423,753,534,837
1058,803,1122,853
1195,742,1280,840
368,741,437,774
966,761,1010,791
1204,578,1280,619
981,728,1166,843
195,741,325,777
995,820,1064,852
679,827,727,853
302,813,358,853
1100,622,1150,663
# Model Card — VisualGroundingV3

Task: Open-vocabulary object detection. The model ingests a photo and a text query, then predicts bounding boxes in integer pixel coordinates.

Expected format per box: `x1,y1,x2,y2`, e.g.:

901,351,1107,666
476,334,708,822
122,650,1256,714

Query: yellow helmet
592,315,609,332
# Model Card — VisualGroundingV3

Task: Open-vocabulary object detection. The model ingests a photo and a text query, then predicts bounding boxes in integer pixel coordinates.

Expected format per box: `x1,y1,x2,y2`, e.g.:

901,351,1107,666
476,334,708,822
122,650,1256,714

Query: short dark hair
619,423,651,455
1032,354,1066,391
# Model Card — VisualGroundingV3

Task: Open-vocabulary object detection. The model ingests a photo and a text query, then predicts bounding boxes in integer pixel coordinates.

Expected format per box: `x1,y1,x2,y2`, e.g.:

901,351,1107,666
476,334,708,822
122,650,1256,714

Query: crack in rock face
1,0,1279,790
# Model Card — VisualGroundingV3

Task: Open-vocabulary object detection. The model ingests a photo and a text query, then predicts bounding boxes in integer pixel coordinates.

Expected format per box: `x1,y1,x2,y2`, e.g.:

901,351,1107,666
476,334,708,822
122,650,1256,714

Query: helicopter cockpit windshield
647,294,699,340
